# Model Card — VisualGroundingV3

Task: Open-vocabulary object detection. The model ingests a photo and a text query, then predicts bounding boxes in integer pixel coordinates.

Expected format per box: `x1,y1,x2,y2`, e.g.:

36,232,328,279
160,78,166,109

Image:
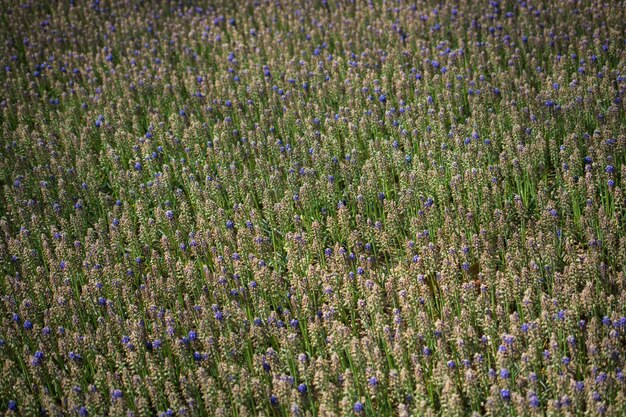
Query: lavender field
1,0,625,415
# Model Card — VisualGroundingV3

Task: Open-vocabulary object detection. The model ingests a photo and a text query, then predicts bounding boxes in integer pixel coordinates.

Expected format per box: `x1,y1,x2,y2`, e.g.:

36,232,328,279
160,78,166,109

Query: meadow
1,0,625,415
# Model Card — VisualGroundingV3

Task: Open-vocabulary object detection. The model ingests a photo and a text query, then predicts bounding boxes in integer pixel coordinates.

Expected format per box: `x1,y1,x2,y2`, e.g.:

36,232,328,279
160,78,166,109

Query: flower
500,389,511,401
31,351,44,366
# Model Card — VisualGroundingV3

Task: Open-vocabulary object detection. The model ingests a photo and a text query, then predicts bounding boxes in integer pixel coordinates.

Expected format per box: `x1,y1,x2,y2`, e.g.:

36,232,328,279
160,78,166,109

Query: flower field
1,0,625,415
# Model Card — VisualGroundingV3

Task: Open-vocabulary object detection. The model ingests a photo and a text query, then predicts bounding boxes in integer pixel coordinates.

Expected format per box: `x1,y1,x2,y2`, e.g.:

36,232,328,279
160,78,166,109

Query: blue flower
500,389,511,401
353,401,364,413
31,351,44,366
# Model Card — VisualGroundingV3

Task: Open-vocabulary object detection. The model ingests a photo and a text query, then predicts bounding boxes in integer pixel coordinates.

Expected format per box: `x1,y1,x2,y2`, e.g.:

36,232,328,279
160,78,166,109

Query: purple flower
297,383,307,394
354,401,364,413
112,389,123,399
500,389,511,401
31,351,44,366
